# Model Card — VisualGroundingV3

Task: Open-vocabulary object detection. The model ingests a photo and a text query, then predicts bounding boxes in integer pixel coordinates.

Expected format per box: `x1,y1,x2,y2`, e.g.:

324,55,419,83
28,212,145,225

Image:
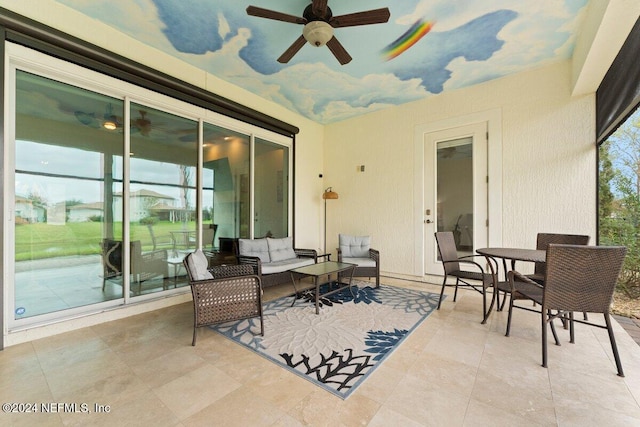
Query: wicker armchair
337,234,381,288
527,233,590,283
506,244,627,376
434,231,497,324
184,251,263,346
101,239,168,295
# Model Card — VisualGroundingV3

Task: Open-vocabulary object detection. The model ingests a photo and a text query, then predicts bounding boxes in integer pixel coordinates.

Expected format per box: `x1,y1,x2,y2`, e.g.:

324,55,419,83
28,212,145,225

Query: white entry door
423,122,488,276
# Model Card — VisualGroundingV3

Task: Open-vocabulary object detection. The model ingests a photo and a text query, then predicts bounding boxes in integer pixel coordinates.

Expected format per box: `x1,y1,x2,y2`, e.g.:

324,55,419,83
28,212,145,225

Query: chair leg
569,311,575,344
604,313,625,377
549,311,560,346
498,290,508,311
259,315,265,336
481,288,488,325
542,309,548,368
437,275,447,310
453,278,459,302
505,295,514,337
192,326,197,346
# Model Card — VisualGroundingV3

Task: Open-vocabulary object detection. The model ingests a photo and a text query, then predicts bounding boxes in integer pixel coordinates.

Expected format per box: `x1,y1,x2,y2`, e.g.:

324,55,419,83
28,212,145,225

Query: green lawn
14,221,196,261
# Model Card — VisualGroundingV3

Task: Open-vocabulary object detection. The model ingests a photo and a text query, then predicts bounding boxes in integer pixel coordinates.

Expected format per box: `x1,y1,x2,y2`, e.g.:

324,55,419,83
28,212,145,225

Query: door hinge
486,219,489,227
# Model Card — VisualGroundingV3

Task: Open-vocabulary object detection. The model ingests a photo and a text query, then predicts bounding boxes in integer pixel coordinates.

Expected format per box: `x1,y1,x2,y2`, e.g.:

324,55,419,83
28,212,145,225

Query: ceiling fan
74,103,122,130
246,0,390,65
131,110,152,136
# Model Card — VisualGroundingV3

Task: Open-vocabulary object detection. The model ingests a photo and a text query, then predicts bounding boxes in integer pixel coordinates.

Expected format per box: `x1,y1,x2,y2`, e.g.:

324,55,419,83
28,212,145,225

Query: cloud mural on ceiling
57,0,589,124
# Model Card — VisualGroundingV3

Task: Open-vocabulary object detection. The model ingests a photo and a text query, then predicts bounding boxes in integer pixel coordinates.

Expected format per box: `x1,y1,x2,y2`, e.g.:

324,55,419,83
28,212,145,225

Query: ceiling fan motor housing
302,4,333,47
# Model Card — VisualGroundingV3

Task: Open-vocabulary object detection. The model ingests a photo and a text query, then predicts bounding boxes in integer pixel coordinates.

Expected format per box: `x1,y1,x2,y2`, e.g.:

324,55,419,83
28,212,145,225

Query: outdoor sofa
237,237,317,287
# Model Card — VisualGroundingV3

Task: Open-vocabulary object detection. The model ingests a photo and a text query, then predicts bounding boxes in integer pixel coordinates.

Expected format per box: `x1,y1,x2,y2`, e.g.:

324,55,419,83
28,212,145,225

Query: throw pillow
339,234,370,258
238,238,271,263
267,237,297,261
187,250,213,280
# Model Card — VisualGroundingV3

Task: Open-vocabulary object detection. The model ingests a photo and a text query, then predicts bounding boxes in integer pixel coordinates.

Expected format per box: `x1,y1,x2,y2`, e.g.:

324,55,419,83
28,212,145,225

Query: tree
601,110,640,298
599,140,614,218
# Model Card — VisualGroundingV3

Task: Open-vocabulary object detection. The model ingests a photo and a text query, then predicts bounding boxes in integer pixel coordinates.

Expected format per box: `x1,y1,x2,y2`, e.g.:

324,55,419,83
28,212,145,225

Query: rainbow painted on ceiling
381,19,434,61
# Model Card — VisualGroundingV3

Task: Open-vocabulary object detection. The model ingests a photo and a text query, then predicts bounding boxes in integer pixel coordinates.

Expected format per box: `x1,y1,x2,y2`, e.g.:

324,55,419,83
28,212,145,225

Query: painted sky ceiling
57,0,590,125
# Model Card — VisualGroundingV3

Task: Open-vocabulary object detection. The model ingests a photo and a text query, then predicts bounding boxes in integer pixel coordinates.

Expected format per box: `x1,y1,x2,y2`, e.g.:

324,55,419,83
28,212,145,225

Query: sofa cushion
261,257,315,275
186,250,213,280
339,234,370,258
342,257,376,268
238,238,270,263
267,237,297,262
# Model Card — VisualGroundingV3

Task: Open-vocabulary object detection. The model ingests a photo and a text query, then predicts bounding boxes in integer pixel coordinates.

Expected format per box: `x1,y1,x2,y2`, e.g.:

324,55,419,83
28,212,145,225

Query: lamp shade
323,187,338,199
303,21,334,47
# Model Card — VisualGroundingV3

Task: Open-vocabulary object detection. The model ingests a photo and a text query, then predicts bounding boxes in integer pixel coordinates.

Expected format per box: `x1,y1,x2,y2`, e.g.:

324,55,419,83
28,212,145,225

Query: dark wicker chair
434,231,497,324
527,233,590,283
506,244,627,376
101,239,168,295
337,234,380,288
183,252,263,346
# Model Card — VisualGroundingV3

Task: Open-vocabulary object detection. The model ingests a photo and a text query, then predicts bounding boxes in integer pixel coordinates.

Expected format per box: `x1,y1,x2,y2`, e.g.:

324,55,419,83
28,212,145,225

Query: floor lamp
322,187,338,254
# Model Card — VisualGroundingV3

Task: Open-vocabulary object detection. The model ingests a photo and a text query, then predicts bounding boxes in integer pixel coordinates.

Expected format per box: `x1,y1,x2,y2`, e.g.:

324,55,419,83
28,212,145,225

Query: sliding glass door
6,43,293,327
128,102,198,293
13,70,125,318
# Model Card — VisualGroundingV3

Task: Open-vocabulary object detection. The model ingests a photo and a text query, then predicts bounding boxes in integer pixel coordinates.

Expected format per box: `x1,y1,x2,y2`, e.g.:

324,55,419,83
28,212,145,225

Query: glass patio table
289,261,357,314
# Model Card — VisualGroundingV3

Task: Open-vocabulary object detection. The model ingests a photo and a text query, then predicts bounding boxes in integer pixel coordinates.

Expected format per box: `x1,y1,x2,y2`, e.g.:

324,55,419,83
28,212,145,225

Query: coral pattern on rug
211,281,441,399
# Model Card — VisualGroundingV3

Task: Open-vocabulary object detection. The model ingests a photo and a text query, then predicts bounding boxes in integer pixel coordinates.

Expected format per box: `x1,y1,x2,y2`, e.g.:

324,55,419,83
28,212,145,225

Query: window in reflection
202,124,250,265
255,138,290,238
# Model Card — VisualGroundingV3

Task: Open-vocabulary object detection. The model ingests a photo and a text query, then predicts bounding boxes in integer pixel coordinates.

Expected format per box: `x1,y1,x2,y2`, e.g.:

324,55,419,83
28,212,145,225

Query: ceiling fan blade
246,6,306,24
277,35,307,63
330,8,391,28
326,36,352,65
312,0,328,18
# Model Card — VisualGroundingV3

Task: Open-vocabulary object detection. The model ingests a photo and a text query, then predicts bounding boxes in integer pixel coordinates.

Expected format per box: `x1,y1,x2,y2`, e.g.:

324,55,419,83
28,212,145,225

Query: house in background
115,189,178,222
14,195,45,224
67,190,182,223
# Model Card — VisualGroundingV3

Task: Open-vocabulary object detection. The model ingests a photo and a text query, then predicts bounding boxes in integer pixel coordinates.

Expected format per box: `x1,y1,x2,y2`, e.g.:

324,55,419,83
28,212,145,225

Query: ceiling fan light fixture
303,21,333,46
103,120,117,130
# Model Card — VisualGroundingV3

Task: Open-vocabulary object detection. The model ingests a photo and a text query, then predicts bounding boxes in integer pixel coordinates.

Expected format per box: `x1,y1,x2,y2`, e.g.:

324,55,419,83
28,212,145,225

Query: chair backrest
534,233,590,276
184,250,213,281
202,224,217,250
543,244,626,313
102,239,122,278
339,234,370,258
434,232,460,274
209,264,254,279
146,224,159,250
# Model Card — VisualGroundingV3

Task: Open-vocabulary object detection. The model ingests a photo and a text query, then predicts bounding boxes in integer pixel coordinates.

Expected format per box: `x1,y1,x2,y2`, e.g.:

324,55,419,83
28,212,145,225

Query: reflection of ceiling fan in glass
246,0,390,65
131,110,152,136
74,103,123,131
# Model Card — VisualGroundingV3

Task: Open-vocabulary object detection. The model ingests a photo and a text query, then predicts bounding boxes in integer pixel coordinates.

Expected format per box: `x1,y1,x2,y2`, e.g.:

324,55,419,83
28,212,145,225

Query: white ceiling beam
572,0,640,96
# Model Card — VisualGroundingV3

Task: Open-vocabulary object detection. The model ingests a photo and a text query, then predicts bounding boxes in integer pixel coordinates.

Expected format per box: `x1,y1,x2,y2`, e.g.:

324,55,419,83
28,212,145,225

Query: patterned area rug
211,281,441,399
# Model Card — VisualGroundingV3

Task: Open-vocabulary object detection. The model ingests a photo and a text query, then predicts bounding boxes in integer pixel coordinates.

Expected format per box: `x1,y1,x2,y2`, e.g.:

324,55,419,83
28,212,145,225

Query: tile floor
2,277,640,426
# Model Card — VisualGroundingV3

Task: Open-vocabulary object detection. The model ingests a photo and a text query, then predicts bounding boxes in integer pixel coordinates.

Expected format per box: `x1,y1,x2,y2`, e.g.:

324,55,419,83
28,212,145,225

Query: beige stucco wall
324,60,596,278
